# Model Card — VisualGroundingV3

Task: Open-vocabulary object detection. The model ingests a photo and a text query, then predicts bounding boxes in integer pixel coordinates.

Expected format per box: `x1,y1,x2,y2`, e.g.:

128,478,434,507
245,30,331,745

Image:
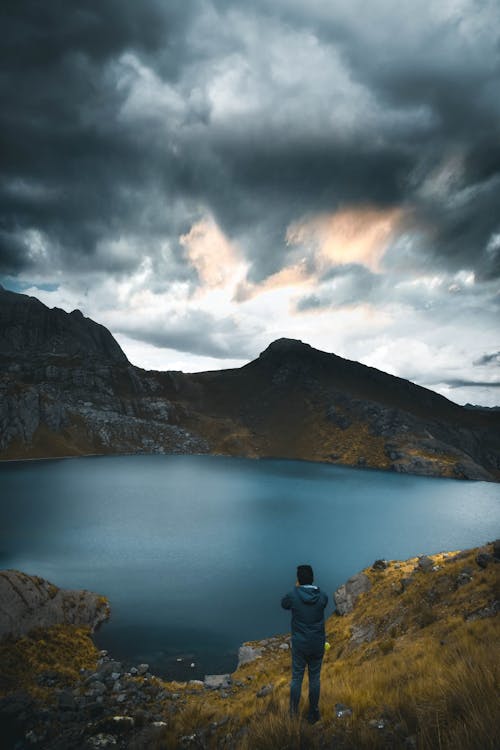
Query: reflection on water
1,455,499,679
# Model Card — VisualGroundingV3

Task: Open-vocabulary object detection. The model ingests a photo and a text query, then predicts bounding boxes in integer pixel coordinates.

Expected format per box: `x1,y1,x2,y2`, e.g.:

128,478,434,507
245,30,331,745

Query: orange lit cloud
180,217,243,288
286,206,406,272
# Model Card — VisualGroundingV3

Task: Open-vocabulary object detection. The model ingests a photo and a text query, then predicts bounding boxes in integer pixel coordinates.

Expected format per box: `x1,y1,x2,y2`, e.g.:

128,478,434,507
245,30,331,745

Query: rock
350,622,376,645
369,718,386,729
237,645,262,668
279,643,289,650
86,734,117,748
417,555,433,573
256,684,273,698
400,577,413,592
90,682,107,696
0,570,110,638
372,559,388,570
137,664,149,676
334,572,371,615
335,703,353,718
465,601,500,621
204,674,232,690
476,552,492,568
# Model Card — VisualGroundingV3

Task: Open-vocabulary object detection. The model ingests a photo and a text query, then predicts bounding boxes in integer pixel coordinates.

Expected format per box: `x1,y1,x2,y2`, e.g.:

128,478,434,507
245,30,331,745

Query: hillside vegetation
1,542,498,749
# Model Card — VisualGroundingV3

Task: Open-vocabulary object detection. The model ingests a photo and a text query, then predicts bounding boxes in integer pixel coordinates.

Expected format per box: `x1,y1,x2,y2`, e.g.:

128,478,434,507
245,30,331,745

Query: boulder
0,570,110,639
334,572,371,615
350,622,376,646
372,559,388,571
417,556,433,573
204,674,232,690
237,645,262,668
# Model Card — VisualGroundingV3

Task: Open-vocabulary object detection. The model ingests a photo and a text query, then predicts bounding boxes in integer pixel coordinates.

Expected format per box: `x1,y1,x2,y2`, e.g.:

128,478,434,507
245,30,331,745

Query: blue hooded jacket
281,585,328,653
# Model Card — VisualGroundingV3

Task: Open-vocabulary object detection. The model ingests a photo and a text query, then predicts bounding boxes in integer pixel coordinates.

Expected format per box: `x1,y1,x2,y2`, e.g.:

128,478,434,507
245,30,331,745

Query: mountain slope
2,542,499,749
1,287,499,480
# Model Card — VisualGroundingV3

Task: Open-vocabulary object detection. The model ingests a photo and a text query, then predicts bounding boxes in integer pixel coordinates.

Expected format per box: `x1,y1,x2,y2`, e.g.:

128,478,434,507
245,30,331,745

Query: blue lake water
1,455,499,679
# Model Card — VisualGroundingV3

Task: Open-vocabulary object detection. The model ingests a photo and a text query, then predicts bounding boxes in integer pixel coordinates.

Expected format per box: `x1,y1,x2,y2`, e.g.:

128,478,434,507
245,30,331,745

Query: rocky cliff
0,571,110,640
1,286,499,481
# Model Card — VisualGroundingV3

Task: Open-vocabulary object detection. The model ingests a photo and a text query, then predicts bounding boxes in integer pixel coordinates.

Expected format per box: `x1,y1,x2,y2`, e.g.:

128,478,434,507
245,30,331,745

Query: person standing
281,564,328,723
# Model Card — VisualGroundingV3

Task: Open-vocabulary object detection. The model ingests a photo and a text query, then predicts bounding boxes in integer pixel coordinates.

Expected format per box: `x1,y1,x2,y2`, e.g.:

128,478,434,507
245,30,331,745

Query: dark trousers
290,646,324,718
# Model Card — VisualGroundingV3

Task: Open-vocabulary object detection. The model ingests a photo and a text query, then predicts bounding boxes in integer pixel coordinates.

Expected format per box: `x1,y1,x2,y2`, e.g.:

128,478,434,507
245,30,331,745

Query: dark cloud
474,351,500,367
445,379,500,389
1,0,500,289
116,310,254,360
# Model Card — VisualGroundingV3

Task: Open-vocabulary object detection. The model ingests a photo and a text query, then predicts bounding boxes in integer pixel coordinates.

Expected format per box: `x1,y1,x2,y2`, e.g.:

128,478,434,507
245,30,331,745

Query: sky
1,0,499,406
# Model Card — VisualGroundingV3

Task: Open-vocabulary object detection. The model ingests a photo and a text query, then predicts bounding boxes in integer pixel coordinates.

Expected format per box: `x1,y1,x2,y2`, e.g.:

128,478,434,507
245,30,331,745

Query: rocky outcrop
0,570,110,639
334,572,371,615
1,288,499,481
0,285,127,363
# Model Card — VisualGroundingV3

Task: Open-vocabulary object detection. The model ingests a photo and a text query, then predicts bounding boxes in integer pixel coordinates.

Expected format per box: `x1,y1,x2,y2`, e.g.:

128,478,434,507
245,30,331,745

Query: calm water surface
1,455,499,679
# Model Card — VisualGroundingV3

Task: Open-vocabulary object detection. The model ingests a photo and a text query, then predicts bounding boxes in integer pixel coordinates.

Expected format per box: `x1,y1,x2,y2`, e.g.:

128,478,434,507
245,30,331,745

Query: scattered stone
204,674,232,690
335,703,353,718
130,667,138,675
465,601,500,621
279,643,289,650
137,664,149,676
220,691,229,699
86,734,117,748
90,681,107,696
372,559,388,570
99,661,122,676
369,718,386,729
256,684,273,698
334,572,371,615
417,555,433,573
237,645,262,668
188,680,204,688
110,672,121,681
152,721,168,727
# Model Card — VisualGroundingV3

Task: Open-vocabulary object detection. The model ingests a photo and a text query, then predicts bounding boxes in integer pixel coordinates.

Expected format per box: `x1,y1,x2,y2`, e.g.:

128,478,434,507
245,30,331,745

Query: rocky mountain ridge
1,286,499,481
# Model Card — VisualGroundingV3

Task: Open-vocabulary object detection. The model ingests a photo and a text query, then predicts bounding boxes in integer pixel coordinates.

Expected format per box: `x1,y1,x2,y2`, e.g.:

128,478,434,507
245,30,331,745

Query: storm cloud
1,0,499,402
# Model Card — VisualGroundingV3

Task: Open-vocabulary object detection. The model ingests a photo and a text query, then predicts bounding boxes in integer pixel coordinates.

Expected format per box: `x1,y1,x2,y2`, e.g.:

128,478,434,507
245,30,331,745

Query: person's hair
297,564,314,585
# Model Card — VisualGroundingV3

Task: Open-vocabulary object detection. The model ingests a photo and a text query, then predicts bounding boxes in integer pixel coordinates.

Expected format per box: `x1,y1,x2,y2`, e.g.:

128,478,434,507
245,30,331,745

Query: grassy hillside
1,542,498,749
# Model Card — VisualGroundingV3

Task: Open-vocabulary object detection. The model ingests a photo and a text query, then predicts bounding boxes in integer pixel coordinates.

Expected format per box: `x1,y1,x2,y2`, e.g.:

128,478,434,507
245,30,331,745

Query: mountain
1,286,499,481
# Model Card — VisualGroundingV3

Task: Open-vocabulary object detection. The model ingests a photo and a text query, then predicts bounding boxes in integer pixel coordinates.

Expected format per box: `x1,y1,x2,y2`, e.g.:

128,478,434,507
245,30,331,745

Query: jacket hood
296,585,321,605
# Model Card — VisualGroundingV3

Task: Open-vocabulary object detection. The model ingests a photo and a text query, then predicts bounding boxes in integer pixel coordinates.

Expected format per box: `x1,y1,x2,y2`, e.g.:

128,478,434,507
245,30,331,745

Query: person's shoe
307,710,321,724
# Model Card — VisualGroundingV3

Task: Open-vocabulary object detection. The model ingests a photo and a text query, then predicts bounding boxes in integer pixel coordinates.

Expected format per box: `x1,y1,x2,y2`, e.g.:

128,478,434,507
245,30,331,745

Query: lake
1,455,499,679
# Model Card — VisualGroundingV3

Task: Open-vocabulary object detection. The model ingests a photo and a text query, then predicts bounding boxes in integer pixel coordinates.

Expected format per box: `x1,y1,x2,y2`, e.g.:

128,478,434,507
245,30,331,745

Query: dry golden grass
1,545,498,748
0,624,99,701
